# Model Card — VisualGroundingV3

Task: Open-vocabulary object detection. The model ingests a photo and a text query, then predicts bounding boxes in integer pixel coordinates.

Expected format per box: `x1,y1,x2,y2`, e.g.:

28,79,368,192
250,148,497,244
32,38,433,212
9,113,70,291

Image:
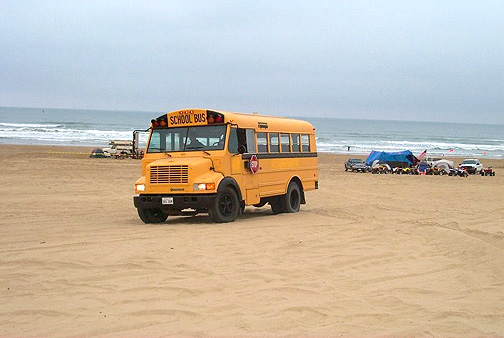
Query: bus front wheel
137,207,168,224
209,186,239,223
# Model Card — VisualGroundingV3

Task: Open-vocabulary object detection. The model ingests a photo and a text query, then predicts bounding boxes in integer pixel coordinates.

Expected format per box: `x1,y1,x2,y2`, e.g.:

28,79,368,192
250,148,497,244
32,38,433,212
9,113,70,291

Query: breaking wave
1,107,503,158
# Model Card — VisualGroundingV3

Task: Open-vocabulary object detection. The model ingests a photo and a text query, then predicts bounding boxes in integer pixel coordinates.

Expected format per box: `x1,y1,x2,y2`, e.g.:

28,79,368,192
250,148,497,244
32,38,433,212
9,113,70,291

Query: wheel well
217,177,243,202
289,176,306,204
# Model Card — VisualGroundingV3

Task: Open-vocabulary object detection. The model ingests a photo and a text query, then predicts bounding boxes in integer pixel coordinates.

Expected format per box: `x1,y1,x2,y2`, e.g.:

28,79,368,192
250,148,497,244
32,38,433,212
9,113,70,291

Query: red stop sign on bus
249,155,259,174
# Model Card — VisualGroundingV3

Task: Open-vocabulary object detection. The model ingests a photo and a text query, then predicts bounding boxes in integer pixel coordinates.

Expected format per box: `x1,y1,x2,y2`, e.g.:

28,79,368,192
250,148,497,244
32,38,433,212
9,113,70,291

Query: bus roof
160,108,315,133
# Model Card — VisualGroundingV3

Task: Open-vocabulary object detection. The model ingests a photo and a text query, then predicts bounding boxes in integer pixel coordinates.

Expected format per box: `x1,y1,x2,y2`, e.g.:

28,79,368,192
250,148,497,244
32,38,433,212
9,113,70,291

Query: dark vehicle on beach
344,158,367,172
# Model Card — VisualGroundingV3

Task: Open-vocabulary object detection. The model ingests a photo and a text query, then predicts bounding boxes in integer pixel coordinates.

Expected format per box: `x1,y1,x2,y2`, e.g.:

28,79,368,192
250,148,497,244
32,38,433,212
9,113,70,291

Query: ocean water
1,106,503,159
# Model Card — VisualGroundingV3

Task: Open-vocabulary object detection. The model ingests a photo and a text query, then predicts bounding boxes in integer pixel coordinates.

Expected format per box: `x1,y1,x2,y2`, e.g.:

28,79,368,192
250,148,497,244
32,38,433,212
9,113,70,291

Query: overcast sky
1,1,503,123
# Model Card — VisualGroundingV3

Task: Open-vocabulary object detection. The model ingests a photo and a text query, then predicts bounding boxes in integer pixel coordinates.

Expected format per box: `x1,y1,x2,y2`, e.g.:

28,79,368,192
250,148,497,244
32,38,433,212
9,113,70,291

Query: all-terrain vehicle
432,167,447,175
371,164,391,174
393,167,417,175
449,167,469,177
480,167,496,176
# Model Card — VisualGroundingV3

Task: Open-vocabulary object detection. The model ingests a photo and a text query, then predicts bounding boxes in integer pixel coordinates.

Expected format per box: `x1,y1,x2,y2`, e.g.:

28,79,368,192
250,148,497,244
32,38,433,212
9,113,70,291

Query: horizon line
1,105,503,127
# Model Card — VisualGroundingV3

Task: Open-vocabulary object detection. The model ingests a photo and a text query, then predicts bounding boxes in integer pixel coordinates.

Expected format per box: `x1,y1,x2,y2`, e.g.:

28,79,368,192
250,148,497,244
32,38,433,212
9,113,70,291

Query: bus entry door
242,155,260,205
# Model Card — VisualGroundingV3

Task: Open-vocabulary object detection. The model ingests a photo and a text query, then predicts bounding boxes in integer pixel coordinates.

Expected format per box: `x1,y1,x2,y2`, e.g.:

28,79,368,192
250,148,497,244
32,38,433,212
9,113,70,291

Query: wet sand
1,144,503,337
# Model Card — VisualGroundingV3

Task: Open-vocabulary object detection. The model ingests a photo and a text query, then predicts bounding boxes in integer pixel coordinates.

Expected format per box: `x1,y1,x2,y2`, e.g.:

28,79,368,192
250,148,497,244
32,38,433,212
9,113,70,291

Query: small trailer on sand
93,130,147,159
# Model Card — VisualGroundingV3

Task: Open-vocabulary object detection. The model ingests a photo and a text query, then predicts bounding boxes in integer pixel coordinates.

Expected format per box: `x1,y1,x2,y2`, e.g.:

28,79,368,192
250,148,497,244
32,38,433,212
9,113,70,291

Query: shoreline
1,143,503,163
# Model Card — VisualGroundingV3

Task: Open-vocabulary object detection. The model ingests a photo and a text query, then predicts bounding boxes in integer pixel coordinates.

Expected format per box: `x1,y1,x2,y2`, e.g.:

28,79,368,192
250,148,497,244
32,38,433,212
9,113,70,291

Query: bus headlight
193,183,216,191
135,184,145,192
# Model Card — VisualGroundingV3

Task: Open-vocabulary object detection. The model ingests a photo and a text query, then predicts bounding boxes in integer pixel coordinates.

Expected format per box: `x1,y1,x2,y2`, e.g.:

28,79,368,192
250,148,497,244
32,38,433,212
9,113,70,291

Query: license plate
162,197,174,205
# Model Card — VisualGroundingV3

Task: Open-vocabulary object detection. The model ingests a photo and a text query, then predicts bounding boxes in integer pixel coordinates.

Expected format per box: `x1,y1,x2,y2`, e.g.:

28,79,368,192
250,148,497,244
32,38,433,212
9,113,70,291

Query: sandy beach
1,144,503,337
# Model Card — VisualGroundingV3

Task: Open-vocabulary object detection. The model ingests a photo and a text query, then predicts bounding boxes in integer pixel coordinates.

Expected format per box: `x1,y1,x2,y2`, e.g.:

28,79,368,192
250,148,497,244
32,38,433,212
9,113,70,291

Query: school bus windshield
147,125,226,153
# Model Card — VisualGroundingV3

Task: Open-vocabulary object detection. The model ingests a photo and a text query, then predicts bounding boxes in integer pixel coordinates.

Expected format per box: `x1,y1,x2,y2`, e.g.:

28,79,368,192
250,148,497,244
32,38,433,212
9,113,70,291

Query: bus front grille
150,165,189,184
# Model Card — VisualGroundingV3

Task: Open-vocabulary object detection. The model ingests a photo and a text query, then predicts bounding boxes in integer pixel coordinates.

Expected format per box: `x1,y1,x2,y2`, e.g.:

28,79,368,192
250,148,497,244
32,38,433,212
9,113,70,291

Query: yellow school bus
133,108,318,223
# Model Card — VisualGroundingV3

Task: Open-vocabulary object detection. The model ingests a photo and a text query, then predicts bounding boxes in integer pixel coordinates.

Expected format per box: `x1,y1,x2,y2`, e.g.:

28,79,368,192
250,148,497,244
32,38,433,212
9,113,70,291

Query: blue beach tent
365,150,418,168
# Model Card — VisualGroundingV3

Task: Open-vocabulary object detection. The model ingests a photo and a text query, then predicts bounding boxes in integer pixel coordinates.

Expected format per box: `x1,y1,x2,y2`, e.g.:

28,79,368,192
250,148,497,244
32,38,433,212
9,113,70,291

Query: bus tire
270,196,285,214
284,181,301,213
271,182,301,214
137,207,168,224
209,186,239,223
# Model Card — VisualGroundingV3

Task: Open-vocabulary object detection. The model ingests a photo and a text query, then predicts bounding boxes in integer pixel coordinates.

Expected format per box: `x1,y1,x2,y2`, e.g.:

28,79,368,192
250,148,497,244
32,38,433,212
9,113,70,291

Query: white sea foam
0,122,63,128
0,123,146,146
316,140,504,158
1,107,503,158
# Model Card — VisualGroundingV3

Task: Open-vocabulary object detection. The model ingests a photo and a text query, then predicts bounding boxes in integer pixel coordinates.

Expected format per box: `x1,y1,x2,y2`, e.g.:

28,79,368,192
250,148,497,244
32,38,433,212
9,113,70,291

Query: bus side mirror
238,145,246,154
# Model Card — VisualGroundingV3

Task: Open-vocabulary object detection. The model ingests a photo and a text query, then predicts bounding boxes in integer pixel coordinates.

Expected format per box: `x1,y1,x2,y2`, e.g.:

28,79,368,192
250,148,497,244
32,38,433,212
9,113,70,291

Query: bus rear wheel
209,186,239,223
137,207,168,224
270,197,284,214
271,181,301,214
284,181,301,213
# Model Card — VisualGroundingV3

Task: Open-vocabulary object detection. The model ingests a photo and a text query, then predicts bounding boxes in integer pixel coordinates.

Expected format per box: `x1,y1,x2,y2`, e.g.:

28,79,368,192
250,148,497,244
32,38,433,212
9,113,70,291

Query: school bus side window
301,134,310,152
228,128,249,154
246,129,256,153
257,132,268,153
280,133,290,152
269,133,279,152
228,128,239,153
292,134,301,152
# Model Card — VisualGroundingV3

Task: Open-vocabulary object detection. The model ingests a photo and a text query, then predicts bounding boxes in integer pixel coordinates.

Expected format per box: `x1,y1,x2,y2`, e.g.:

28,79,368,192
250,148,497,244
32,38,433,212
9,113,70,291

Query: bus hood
148,156,213,168
145,156,222,193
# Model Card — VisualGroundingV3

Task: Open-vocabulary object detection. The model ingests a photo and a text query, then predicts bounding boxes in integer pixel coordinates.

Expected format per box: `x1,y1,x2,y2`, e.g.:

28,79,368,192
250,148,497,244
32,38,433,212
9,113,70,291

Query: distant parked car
345,158,367,172
459,159,483,174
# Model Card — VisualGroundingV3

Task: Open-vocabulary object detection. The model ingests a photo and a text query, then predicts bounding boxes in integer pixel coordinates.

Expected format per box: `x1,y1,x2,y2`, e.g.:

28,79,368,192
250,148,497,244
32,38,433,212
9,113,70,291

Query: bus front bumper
134,194,216,211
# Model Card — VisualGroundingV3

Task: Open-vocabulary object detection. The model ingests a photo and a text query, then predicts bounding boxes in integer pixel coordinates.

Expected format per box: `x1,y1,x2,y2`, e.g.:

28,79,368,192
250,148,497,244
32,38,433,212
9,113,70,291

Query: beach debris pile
90,142,144,159
90,130,147,159
102,139,135,157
